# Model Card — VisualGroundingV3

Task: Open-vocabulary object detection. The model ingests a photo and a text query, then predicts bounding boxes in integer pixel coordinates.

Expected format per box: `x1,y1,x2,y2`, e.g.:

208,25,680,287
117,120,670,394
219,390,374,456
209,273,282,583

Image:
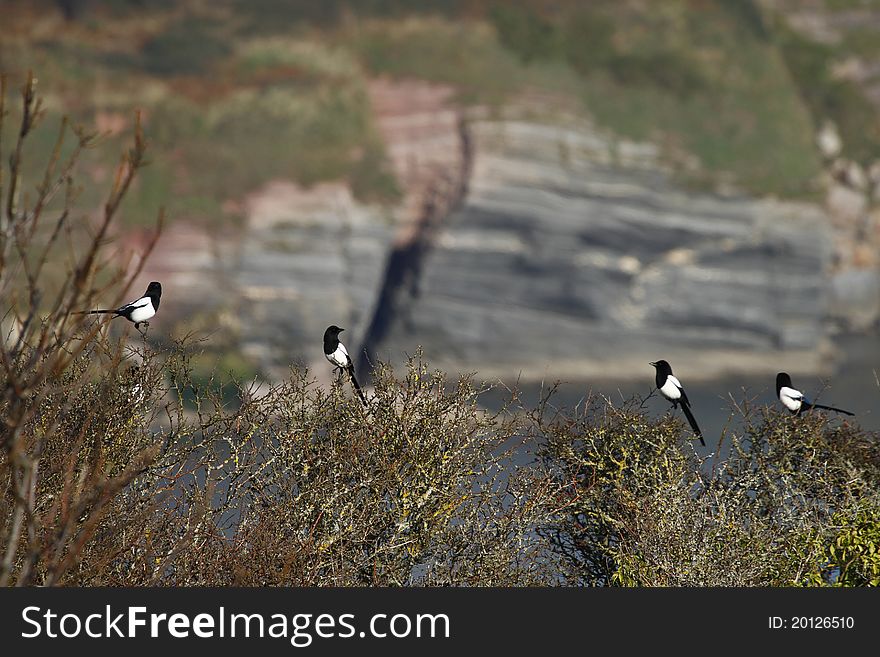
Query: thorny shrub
2,72,879,587
532,390,880,586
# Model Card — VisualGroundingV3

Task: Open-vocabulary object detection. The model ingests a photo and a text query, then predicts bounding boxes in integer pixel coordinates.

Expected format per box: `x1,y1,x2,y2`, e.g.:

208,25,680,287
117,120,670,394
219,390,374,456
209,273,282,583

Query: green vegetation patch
774,23,880,165
345,17,533,105
489,0,823,197
6,0,878,215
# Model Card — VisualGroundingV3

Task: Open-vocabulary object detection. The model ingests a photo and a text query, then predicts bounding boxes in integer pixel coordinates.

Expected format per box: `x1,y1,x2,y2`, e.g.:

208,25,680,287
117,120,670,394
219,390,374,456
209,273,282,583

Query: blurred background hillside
2,0,879,431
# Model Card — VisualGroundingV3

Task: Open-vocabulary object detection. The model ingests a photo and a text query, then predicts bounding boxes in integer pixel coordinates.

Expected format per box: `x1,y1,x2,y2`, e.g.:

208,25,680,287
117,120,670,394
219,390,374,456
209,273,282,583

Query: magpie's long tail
73,309,118,315
347,366,368,407
681,402,705,446
805,402,855,417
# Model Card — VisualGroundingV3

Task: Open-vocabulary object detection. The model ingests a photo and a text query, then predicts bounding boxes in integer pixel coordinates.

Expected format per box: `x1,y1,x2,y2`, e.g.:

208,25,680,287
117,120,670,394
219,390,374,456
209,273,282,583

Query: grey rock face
371,119,832,381
235,181,391,379
140,112,837,384
829,268,880,331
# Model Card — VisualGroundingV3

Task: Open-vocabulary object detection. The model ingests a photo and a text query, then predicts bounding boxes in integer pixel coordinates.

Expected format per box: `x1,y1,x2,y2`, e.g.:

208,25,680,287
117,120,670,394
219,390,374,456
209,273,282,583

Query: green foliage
774,24,880,165
491,2,705,98
1,12,402,228
140,18,233,77
2,0,843,218
348,17,529,105
805,509,880,586
490,4,562,64
230,0,470,34
824,0,880,10
230,0,343,33
348,138,401,204
140,78,382,208
481,0,824,196
716,0,769,40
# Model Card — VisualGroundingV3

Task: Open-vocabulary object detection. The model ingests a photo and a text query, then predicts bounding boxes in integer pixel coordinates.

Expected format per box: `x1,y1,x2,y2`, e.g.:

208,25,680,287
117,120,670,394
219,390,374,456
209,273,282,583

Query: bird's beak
339,328,345,332
649,361,657,367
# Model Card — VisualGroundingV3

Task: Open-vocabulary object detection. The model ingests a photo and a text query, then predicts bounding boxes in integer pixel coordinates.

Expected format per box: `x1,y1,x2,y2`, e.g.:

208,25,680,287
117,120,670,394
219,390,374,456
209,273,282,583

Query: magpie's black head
776,372,792,396
143,281,162,311
323,325,344,354
649,359,672,377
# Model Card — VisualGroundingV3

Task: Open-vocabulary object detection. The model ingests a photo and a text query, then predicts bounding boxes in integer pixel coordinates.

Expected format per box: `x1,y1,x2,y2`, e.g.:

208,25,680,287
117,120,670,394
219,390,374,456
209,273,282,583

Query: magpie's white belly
660,379,682,401
326,346,349,369
779,387,803,412
129,303,155,323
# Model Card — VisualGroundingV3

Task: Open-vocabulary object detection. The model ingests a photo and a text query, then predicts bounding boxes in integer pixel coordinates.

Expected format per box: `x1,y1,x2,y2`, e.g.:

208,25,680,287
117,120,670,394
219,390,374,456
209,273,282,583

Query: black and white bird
650,359,704,446
775,372,854,416
323,325,367,406
76,281,161,331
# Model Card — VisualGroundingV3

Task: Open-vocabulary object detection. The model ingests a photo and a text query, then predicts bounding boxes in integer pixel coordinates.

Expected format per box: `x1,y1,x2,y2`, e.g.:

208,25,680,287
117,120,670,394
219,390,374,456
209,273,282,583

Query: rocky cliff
143,88,837,385
234,181,392,380
364,108,834,382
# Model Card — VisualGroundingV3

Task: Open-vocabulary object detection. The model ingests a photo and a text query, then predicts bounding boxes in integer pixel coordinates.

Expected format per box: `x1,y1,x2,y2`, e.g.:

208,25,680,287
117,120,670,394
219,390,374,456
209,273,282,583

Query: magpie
323,325,367,406
775,372,854,416
650,359,704,446
76,281,161,331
